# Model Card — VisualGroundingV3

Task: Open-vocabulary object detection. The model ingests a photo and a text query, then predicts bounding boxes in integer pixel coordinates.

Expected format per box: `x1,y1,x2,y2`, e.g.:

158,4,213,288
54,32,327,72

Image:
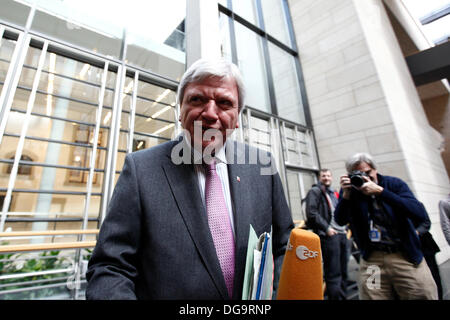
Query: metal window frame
0,188,102,197
0,2,183,299
295,126,305,167
5,217,99,223
2,132,108,153
80,61,109,235
72,61,109,300
0,158,105,173
126,71,139,154
218,0,318,135
0,32,30,144
100,63,126,226
243,106,320,219
0,39,48,232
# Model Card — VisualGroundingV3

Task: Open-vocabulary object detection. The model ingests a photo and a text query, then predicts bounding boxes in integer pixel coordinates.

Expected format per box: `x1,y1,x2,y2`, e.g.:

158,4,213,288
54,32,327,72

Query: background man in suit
305,169,348,300
86,58,294,299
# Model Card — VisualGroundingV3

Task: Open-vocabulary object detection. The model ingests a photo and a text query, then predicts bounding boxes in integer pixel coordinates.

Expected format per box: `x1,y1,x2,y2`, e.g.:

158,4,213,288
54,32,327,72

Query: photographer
334,153,437,300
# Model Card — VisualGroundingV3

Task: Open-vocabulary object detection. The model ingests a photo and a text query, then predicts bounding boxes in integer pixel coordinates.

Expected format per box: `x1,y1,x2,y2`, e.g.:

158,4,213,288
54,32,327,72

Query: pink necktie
204,160,235,298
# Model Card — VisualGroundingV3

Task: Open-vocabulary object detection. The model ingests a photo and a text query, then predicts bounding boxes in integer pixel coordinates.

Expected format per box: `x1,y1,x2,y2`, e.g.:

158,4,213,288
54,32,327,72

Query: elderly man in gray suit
86,58,294,300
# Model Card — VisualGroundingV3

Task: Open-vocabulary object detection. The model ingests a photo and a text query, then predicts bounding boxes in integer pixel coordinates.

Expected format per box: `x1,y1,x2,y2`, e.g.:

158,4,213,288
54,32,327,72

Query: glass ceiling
402,0,450,44
15,0,186,46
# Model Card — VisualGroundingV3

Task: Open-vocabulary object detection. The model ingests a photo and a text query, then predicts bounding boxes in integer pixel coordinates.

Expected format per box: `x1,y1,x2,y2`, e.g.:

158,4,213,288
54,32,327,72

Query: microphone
276,228,323,300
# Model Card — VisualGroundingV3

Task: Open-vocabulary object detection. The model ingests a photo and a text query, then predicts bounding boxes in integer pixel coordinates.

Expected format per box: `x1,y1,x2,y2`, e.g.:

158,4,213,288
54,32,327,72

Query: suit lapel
162,143,229,299
226,141,250,299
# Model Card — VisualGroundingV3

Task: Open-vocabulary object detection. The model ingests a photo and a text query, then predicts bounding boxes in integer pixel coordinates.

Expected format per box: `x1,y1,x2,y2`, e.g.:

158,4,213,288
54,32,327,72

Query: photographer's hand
360,176,383,196
340,175,352,199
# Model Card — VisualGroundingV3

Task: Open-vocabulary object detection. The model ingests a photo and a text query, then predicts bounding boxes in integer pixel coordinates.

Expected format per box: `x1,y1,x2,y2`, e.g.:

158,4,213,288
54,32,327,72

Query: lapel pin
237,176,240,182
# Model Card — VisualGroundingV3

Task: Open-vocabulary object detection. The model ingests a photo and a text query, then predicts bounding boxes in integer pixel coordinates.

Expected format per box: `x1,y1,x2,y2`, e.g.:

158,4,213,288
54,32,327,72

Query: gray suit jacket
86,138,294,300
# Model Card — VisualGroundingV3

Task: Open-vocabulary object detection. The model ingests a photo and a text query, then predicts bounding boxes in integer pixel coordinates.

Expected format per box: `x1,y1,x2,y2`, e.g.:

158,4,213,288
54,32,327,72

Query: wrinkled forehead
182,76,239,99
187,75,234,88
354,161,374,172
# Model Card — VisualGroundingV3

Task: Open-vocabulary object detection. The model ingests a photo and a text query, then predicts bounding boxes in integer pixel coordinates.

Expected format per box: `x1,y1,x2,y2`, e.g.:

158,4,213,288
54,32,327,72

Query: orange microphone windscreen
276,228,323,300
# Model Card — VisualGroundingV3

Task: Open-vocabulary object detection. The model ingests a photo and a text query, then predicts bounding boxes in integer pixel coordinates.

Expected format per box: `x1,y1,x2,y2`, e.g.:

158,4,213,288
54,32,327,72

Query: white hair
176,58,245,112
345,152,377,173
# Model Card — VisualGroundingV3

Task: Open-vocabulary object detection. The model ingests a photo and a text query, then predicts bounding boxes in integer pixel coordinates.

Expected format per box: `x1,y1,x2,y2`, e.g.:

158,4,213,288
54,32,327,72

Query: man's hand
359,176,383,196
340,175,352,199
326,228,338,237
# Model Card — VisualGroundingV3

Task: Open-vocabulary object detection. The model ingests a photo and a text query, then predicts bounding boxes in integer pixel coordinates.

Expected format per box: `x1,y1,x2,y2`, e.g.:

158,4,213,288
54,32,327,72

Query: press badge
369,220,381,242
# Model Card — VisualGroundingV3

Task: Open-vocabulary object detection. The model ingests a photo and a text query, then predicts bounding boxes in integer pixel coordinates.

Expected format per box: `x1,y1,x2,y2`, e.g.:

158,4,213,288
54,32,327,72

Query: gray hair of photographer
345,152,377,173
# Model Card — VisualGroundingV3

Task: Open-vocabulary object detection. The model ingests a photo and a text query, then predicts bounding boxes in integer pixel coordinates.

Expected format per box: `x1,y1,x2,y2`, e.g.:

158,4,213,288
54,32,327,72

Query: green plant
0,248,73,300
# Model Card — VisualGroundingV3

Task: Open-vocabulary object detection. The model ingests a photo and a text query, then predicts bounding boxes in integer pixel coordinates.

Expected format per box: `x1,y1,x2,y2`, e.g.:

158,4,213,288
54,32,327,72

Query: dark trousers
424,253,443,300
320,233,349,300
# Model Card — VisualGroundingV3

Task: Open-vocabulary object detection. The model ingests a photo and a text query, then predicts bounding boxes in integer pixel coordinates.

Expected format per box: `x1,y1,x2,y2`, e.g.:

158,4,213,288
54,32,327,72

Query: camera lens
350,175,365,188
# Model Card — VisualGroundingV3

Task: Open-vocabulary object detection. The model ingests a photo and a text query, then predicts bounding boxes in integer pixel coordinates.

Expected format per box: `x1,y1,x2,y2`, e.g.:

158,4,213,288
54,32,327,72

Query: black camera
348,170,369,188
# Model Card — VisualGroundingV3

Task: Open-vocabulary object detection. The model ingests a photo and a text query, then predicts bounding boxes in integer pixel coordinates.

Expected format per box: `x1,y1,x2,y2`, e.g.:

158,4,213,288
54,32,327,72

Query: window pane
249,116,271,152
116,79,176,153
125,1,186,80
126,41,185,81
121,76,135,112
11,89,111,126
137,82,176,107
31,11,121,59
268,42,305,125
301,171,316,195
136,99,177,123
4,113,107,162
13,47,116,127
286,170,303,222
134,117,175,140
420,13,450,44
132,134,170,151
234,22,270,113
0,135,107,180
231,0,258,25
11,167,104,195
260,0,291,47
283,125,301,166
0,38,17,83
285,169,317,223
298,130,316,168
218,0,228,8
5,191,88,215
219,13,233,61
281,122,317,169
0,0,31,27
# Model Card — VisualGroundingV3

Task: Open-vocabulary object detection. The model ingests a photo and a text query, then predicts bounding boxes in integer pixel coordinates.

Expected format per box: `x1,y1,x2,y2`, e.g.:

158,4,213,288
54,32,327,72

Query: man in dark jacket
305,169,348,300
335,153,437,300
415,212,443,299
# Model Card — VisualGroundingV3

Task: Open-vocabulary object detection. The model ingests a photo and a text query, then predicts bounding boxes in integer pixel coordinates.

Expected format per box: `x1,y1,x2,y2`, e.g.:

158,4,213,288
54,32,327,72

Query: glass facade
268,42,305,124
0,0,319,300
233,21,271,113
0,0,183,299
219,0,319,222
218,0,308,125
0,0,30,27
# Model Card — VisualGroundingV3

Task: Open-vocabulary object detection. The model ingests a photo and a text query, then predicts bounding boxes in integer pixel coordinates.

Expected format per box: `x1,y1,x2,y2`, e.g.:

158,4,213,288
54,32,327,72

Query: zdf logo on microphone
295,245,318,260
